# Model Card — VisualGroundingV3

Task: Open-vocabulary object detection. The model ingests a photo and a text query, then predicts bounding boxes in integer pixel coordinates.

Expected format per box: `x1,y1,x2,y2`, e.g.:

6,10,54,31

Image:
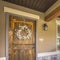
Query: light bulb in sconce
39,38,44,42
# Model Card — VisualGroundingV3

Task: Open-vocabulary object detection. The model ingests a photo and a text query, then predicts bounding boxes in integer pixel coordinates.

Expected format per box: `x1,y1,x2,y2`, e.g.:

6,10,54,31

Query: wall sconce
43,23,48,31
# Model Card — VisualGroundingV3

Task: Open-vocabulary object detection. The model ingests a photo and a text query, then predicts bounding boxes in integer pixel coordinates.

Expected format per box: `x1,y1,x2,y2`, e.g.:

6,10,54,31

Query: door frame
5,13,38,60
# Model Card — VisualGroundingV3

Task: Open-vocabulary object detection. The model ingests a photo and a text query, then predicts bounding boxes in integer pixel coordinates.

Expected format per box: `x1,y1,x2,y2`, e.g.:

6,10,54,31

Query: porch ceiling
3,0,57,12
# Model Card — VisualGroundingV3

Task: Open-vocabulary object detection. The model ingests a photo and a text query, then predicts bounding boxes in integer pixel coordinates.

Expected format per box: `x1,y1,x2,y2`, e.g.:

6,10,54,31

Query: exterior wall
37,19,56,53
0,0,56,57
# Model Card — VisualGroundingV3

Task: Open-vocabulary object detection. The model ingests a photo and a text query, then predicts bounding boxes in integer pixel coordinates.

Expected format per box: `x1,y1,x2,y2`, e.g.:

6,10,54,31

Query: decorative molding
4,7,39,20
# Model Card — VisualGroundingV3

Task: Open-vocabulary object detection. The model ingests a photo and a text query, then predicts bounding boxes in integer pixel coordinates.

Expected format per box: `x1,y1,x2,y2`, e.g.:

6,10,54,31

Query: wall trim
4,7,39,20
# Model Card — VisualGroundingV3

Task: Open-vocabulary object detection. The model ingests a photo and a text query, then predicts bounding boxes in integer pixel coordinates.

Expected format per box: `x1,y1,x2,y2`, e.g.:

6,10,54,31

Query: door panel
8,15,36,60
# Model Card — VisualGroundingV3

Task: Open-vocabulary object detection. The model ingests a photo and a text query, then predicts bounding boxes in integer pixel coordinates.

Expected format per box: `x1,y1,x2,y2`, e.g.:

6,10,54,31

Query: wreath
15,25,32,40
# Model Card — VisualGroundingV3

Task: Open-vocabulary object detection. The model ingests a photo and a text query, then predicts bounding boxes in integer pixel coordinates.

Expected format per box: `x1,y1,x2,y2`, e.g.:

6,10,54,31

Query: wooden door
8,15,36,60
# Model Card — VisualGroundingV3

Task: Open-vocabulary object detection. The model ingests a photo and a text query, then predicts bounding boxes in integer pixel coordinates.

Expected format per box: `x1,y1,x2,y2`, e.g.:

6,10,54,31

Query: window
56,19,60,51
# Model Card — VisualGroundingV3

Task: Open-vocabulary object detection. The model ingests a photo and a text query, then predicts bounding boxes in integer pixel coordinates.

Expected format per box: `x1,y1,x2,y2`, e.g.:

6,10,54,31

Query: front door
8,15,36,60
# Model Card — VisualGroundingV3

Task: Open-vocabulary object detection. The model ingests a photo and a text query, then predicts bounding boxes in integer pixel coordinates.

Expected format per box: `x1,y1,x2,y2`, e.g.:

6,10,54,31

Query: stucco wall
37,19,56,53
0,0,56,57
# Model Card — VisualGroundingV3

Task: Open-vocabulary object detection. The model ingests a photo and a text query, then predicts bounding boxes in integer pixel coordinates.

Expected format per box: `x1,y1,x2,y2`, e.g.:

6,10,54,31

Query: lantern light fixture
43,23,48,31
